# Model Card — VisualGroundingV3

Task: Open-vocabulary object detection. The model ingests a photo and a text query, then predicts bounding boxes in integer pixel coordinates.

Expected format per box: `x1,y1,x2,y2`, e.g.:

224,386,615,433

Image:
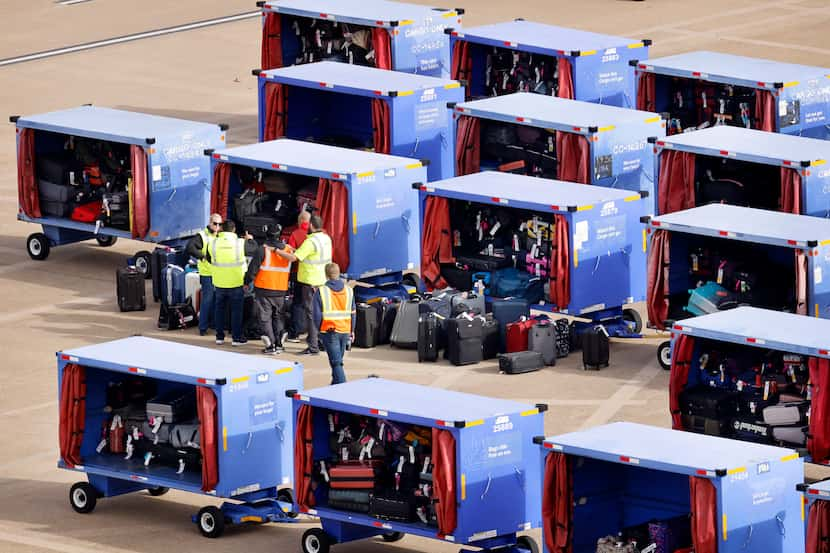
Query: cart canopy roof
662,125,830,165
301,377,536,423
459,20,642,54
264,0,456,26
544,422,797,472
262,61,458,93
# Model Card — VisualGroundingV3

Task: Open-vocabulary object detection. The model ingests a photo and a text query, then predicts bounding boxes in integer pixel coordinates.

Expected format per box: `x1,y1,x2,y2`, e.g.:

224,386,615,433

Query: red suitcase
506,318,537,353
329,461,383,490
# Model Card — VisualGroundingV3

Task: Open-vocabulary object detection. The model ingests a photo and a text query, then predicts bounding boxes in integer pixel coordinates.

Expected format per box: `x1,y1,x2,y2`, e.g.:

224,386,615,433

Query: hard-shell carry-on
446,317,483,366
354,303,379,348
506,318,537,353
329,463,381,490
417,313,441,362
152,246,186,302
582,325,610,370
390,298,420,349
499,351,544,374
146,390,196,424
161,264,187,306
529,321,557,366
491,297,531,351
762,402,809,425
116,266,146,312
481,316,500,360
771,425,808,446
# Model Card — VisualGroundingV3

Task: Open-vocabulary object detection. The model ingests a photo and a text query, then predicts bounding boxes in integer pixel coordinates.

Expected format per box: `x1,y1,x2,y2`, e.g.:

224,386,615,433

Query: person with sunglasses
186,213,224,336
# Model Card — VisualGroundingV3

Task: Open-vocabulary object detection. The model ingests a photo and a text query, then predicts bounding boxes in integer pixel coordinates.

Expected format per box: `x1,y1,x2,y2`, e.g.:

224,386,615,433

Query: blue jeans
214,286,244,342
198,276,215,333
320,331,349,385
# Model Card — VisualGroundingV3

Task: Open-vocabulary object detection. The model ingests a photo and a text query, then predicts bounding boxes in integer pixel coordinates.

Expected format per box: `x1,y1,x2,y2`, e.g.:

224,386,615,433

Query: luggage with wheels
555,318,570,358
390,298,420,349
354,303,379,348
491,298,531,351
762,402,808,425
582,325,610,370
731,418,775,444
680,387,740,419
499,351,544,374
329,463,381,490
446,317,483,366
146,390,196,423
376,300,397,345
451,292,485,316
417,313,441,362
157,299,198,331
506,318,537,353
682,414,733,437
529,321,557,366
161,264,187,306
481,316,500,360
152,246,186,302
116,266,146,312
771,425,807,446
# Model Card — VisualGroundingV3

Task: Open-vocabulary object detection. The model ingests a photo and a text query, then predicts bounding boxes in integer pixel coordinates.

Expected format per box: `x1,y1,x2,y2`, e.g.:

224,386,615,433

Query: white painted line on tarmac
0,400,55,418
0,11,260,67
58,0,93,5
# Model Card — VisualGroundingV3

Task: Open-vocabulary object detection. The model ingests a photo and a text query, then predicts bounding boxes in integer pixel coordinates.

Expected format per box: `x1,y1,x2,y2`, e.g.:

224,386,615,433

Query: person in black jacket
245,225,293,354
186,213,223,336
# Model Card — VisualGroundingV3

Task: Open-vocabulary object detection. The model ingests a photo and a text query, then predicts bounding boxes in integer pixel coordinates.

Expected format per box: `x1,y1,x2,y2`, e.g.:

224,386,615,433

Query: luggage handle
401,213,410,235
275,420,286,442
165,188,177,205
480,473,492,500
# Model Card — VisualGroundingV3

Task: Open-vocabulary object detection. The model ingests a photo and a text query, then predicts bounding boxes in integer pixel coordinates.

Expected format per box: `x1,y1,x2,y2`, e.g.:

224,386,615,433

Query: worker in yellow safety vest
186,213,223,336
275,214,332,355
246,224,293,355
209,220,248,346
313,263,355,384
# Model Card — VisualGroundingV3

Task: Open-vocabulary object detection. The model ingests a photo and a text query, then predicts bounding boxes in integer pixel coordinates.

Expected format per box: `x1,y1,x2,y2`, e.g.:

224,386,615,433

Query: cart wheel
658,340,672,371
197,506,225,538
26,233,50,260
622,308,643,334
277,489,297,518
147,486,169,496
69,482,97,514
302,528,331,553
381,531,404,542
134,250,152,279
96,235,118,247
516,536,539,553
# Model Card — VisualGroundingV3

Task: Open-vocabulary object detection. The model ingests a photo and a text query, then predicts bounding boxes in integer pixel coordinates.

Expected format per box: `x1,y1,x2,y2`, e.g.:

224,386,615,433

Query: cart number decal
756,462,770,474
229,380,249,393
493,416,513,433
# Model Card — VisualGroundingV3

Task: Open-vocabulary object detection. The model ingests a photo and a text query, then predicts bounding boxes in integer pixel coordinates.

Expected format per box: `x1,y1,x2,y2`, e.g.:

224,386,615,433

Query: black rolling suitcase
417,313,441,362
116,266,146,312
376,300,397,345
582,325,610,370
555,318,570,358
499,351,544,374
447,317,483,366
354,303,379,348
481,316,500,360
529,321,556,366
328,489,372,513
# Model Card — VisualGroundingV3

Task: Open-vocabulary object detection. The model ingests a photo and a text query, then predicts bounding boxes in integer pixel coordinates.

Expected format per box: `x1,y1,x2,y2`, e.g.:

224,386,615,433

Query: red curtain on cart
318,178,350,271
781,167,802,214
542,451,573,553
689,477,718,553
754,90,777,132
58,363,85,468
421,196,454,290
264,82,287,141
17,128,41,219
261,12,283,70
372,99,391,154
658,150,696,215
432,428,457,537
455,115,481,176
796,250,808,316
210,162,231,218
807,499,830,553
451,40,471,93
196,386,219,492
295,404,315,511
809,357,830,464
557,57,575,100
647,229,670,330
372,28,392,70
669,334,695,430
130,145,150,239
555,131,590,184
551,214,571,309
637,72,656,112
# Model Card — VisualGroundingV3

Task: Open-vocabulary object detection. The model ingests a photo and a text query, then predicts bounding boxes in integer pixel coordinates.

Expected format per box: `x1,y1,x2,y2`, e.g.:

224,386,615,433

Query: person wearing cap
246,224,294,355
186,213,223,336
313,263,355,384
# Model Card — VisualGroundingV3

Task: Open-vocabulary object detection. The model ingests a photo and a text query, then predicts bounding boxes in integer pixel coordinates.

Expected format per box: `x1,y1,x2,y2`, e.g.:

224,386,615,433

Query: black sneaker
299,348,319,356
262,345,278,355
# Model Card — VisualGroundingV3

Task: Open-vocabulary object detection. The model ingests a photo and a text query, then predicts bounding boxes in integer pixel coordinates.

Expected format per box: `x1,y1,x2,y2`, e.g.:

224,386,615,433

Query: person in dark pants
285,211,311,343
209,220,247,346
313,263,355,384
246,224,293,354
186,213,223,336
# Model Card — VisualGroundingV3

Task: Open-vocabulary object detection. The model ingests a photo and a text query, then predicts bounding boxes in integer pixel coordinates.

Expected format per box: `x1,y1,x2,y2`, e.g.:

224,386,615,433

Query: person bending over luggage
313,263,355,384
275,214,332,355
245,224,294,355
208,220,248,346
285,210,311,343
186,213,223,336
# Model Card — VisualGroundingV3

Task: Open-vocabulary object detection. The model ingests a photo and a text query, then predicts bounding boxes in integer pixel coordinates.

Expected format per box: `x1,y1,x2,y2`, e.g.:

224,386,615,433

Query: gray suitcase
146,390,196,423
391,299,420,349
451,292,485,316
529,322,557,366
762,402,808,425
39,179,73,203
141,420,172,444
772,425,807,446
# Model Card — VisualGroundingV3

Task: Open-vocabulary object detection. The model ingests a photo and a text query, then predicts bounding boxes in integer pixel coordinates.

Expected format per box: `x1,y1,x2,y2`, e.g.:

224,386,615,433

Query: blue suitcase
354,283,415,305
490,297,530,352
161,264,187,306
152,246,187,302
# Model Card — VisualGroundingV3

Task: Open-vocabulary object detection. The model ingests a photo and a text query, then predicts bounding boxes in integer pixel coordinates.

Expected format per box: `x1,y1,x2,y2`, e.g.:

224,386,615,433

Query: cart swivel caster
302,528,331,553
69,482,98,514
277,488,297,518
622,308,643,334
197,506,225,538
95,235,118,247
381,531,404,542
657,340,671,371
147,486,169,496
134,250,152,279
26,233,50,260
516,535,539,553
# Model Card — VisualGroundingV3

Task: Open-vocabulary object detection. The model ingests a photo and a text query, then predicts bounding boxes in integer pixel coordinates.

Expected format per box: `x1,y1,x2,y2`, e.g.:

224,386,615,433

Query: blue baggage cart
446,20,650,107
12,106,225,273
666,307,830,465
56,336,302,537
653,126,830,216
644,204,830,354
633,51,830,139
801,479,830,550
259,0,462,77
254,61,463,183
207,139,426,288
290,377,546,553
420,171,649,337
452,92,664,211
535,422,805,553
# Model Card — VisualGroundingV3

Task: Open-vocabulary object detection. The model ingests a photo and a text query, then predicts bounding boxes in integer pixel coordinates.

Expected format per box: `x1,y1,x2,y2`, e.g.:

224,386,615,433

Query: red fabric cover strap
637,72,656,112
754,89,777,132
809,357,830,464
689,476,718,553
196,386,219,491
295,404,315,511
455,115,481,176
264,83,287,141
130,145,149,239
432,428,457,536
59,363,86,468
807,499,830,553
551,215,570,309
318,179,350,271
17,127,41,218
658,150,696,215
669,334,695,429
261,12,283,70
210,162,231,218
371,99,391,154
555,131,590,184
557,57,575,100
542,451,573,553
781,166,802,214
646,229,670,330
372,28,392,70
420,196,454,290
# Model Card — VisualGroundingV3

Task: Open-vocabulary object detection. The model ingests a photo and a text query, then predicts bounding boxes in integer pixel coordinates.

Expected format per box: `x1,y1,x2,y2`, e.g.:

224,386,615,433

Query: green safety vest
297,232,333,287
210,232,246,288
197,229,215,277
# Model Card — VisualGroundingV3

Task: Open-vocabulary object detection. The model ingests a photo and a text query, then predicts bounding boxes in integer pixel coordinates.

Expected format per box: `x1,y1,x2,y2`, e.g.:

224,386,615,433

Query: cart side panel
811,244,830,320
571,45,645,108
392,13,455,78
347,166,424,279
625,199,648,303
779,80,830,139
720,458,804,553
802,168,830,218
593,122,662,206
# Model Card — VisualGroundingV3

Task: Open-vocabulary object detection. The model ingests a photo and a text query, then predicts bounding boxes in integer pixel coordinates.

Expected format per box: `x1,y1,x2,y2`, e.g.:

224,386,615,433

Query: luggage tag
717,261,726,285
320,461,330,482
763,380,771,401
124,436,134,460
701,91,708,110
476,212,483,242
329,414,335,433
691,253,699,273
489,221,501,237
341,446,349,462
177,459,186,474
422,456,431,474
96,437,108,454
378,422,385,442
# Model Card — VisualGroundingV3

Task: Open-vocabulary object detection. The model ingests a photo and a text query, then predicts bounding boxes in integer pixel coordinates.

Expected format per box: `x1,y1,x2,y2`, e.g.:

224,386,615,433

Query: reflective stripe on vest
210,233,246,288
210,235,244,268
320,285,353,333
197,229,213,277
254,246,292,291
304,233,333,265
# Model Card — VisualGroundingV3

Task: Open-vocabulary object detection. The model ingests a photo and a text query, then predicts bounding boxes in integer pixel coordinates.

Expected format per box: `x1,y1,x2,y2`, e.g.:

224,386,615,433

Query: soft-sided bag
170,424,200,449
681,387,740,419
370,494,415,522
329,462,383,490
529,321,557,366
70,200,102,223
499,351,544,374
446,317,483,366
354,303,379,348
157,299,198,331
39,179,73,203
328,489,372,512
451,292,485,316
